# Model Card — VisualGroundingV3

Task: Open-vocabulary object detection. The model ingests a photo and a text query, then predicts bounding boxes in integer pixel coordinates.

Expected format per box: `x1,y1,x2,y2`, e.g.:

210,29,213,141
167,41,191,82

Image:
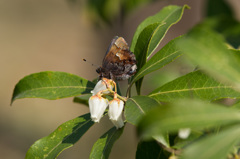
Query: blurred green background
1,0,239,158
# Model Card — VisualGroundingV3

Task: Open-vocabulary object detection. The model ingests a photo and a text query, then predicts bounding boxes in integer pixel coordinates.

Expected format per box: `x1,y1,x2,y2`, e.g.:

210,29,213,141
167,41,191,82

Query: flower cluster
88,78,125,129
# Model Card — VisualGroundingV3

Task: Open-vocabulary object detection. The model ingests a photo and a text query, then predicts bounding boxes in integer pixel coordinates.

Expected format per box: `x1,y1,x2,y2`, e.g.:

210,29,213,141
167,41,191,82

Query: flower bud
178,128,191,139
108,98,124,129
91,78,114,95
89,95,108,122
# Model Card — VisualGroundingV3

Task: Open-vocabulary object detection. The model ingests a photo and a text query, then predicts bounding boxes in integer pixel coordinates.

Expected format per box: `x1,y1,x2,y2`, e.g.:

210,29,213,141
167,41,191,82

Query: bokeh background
1,0,240,158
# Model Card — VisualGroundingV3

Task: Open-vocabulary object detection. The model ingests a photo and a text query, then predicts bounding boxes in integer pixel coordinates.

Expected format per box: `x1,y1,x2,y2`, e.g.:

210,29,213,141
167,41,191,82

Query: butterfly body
96,36,137,81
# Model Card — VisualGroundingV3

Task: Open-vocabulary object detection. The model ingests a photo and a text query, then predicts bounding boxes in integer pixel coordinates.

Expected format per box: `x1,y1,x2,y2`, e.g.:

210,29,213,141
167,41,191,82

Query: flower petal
89,95,108,122
91,80,107,95
108,99,124,120
91,78,114,95
108,98,124,128
110,114,124,129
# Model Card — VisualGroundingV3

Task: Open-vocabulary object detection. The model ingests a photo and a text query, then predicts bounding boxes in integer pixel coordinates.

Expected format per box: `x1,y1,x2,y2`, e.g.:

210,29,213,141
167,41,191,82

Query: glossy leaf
11,71,95,104
131,36,182,84
125,96,169,148
89,126,124,159
137,99,240,139
149,70,240,102
132,5,189,94
134,22,164,94
176,25,240,91
130,5,189,56
181,125,240,159
124,96,160,125
26,113,94,159
136,140,169,159
134,22,164,73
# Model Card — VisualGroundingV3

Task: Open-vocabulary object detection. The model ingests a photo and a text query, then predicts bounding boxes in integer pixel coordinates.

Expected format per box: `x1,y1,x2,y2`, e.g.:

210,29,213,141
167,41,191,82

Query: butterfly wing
102,37,129,64
99,36,137,80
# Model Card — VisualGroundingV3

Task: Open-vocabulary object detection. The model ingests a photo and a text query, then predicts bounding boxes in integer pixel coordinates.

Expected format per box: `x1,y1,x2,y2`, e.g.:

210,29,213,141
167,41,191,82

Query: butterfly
96,36,137,81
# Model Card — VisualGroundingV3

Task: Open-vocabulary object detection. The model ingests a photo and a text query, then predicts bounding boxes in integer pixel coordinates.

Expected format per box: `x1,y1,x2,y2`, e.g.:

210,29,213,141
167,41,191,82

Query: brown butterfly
96,36,137,81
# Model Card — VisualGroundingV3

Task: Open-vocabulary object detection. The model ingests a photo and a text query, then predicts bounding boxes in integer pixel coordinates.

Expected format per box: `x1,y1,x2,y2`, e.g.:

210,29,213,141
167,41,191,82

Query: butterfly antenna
82,58,99,68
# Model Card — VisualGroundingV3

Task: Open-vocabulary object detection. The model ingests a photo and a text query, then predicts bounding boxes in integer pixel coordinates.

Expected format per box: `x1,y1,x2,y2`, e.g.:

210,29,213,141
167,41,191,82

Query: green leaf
130,5,189,55
181,125,240,159
89,126,124,159
26,113,94,159
153,134,170,148
131,36,182,84
137,99,240,139
231,48,240,60
232,100,240,110
136,140,169,159
73,94,92,106
134,22,165,67
124,96,160,125
149,70,240,102
11,71,95,104
201,16,240,48
134,22,164,94
131,5,189,94
176,25,240,91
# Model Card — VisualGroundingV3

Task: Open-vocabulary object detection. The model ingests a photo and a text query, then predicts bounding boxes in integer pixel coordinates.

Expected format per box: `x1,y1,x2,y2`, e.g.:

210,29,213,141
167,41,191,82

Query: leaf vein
134,50,180,82
101,129,116,159
149,86,233,97
44,118,92,158
129,98,145,114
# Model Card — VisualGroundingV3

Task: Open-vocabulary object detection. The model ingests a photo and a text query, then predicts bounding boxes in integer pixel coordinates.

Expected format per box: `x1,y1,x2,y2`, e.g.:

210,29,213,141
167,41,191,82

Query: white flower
89,95,108,122
108,98,124,129
91,78,114,95
178,128,191,139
